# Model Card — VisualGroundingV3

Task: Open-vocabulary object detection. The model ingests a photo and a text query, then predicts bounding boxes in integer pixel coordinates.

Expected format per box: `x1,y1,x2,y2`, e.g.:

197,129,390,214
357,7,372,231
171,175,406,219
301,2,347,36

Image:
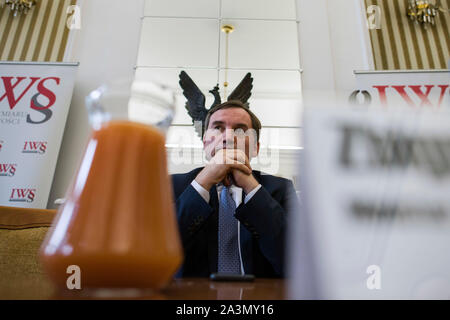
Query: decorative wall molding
365,0,450,70
0,0,77,61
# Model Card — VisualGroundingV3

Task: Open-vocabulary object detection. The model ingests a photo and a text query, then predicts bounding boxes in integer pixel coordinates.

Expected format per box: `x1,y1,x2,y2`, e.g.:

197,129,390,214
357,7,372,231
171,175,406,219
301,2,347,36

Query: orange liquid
40,121,182,290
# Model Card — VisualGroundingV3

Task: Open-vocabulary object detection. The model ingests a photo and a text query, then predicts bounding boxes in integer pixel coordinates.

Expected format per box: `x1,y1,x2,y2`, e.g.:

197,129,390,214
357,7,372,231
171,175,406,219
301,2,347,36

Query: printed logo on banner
0,163,17,177
0,62,77,209
22,141,47,154
0,76,61,125
373,85,449,108
349,85,449,108
9,188,36,203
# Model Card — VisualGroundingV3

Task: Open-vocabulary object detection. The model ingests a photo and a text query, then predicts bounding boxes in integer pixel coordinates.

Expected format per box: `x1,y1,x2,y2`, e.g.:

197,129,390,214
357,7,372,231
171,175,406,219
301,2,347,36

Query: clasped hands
195,149,259,194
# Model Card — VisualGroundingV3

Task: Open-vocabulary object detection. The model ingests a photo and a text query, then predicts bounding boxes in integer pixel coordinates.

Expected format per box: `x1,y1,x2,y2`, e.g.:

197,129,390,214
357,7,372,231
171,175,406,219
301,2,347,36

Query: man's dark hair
204,100,262,142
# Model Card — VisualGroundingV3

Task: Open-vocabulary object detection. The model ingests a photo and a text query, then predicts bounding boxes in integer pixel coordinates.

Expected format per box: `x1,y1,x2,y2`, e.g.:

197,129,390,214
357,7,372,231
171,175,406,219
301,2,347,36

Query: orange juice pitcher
40,81,182,295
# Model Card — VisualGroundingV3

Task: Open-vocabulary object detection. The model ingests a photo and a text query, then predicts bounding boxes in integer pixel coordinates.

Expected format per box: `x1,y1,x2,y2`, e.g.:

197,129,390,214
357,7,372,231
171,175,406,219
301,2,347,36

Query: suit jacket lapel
207,184,219,273
239,170,262,275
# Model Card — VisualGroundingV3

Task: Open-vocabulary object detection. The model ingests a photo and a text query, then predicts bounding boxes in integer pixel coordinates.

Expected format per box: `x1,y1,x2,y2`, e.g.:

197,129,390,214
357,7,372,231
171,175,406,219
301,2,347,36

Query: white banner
290,106,450,299
0,62,78,209
352,70,450,109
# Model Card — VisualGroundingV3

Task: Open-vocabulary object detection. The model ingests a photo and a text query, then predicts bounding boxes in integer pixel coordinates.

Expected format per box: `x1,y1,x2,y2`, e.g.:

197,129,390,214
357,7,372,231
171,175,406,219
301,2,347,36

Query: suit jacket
171,167,298,278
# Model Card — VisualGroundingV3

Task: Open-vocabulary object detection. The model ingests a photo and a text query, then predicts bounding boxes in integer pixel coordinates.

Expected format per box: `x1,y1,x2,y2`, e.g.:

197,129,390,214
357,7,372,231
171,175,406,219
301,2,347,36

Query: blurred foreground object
39,80,183,296
289,105,450,299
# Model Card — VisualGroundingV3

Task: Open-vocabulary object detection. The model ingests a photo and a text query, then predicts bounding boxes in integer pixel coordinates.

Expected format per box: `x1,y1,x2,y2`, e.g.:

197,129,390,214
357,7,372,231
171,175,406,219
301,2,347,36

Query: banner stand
0,61,78,209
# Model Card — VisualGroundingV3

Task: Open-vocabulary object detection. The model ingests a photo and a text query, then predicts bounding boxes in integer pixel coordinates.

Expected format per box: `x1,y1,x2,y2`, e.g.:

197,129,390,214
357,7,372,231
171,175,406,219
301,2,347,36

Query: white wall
47,0,145,208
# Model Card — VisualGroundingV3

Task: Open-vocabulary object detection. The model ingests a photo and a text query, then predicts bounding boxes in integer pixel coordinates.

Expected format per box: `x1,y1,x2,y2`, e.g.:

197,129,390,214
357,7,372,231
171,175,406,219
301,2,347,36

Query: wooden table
0,207,286,300
161,278,286,300
1,278,286,300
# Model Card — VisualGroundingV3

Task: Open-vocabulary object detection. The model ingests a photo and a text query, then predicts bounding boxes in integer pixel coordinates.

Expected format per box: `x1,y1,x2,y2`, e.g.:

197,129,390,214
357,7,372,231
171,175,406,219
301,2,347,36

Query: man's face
203,107,260,161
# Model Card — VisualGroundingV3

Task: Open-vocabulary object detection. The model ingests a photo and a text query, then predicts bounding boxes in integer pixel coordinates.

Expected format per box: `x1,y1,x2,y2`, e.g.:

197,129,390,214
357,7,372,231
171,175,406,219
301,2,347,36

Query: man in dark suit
171,100,298,278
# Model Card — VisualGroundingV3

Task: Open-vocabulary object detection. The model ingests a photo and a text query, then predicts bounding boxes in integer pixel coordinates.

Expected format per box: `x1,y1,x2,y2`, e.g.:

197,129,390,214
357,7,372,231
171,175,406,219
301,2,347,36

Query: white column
296,0,373,104
296,0,337,104
48,0,145,208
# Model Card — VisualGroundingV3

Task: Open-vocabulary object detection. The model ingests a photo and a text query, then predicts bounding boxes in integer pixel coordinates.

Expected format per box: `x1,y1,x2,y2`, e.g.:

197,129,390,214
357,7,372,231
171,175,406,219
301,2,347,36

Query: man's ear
202,128,208,145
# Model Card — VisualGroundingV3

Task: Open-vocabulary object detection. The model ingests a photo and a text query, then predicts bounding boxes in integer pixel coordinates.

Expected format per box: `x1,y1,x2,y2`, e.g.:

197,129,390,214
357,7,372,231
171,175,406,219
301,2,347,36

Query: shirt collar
216,183,241,193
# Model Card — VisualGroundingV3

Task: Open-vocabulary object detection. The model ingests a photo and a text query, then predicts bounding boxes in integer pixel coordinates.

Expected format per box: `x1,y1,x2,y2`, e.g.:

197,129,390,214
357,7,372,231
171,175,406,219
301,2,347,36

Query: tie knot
220,185,235,209
221,185,233,197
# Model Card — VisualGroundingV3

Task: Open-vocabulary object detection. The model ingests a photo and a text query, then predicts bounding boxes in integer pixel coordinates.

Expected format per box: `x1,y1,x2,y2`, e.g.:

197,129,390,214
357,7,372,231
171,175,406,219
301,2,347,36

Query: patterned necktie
218,186,241,274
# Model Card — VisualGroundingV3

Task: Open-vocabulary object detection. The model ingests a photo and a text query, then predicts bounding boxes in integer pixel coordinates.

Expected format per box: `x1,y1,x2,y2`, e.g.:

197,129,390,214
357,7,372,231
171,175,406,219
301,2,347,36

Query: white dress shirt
191,179,261,206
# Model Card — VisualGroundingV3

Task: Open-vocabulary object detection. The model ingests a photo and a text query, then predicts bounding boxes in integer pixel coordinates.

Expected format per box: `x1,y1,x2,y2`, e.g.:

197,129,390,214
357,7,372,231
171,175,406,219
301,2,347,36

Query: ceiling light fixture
221,24,235,100
407,0,448,29
0,0,36,17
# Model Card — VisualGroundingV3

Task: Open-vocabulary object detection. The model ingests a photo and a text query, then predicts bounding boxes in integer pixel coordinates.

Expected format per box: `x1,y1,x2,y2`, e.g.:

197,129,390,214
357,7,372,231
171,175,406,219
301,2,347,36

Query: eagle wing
179,71,208,137
227,72,253,105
